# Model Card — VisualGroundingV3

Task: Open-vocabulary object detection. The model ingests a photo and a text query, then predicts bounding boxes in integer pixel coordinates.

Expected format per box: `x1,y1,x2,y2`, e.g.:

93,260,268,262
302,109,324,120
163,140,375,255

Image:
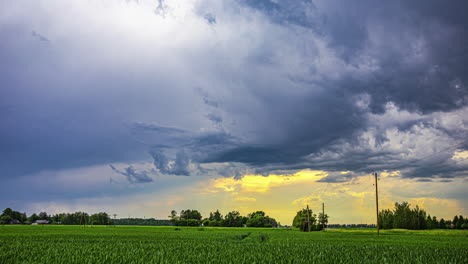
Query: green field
0,226,467,263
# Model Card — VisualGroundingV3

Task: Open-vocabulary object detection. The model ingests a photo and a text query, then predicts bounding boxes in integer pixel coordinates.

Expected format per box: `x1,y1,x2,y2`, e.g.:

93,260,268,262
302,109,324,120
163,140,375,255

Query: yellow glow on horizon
190,169,467,224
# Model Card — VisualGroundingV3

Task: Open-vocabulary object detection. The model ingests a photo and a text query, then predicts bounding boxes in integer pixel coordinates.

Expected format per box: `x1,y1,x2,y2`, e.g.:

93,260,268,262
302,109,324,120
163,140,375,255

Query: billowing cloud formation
0,0,467,189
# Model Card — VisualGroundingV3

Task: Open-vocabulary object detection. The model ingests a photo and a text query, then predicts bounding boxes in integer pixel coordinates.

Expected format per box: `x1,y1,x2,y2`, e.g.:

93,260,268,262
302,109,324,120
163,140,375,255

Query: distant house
10,219,21,225
33,220,49,225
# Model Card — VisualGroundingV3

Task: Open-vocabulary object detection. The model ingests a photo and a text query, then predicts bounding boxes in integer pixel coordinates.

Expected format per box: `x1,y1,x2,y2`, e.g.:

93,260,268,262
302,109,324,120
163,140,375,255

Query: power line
374,172,380,236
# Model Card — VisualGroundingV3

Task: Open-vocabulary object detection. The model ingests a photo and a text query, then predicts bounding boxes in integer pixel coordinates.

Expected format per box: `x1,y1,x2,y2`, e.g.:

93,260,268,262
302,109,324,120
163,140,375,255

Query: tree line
1,208,111,225
169,209,279,227
379,202,467,230
113,218,172,226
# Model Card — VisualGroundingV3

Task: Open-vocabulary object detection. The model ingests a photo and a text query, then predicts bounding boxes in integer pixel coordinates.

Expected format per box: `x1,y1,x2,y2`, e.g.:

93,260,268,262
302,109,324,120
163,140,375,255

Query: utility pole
322,203,325,230
306,204,311,232
374,172,380,236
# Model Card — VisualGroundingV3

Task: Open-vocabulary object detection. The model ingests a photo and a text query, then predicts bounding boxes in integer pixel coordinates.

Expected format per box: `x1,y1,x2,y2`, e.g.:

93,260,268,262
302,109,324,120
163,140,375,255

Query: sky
1,0,467,225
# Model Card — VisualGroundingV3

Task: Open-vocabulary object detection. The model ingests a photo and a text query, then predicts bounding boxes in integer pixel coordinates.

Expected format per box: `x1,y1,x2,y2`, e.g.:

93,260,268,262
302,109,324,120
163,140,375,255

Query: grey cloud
416,178,433,183
242,0,468,113
149,149,190,176
438,179,453,183
318,171,361,183
109,165,154,184
135,124,242,176
2,0,468,185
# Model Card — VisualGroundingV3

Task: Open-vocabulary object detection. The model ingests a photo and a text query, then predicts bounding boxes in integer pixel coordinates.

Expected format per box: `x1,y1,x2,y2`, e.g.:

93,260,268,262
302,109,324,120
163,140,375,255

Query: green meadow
0,226,466,263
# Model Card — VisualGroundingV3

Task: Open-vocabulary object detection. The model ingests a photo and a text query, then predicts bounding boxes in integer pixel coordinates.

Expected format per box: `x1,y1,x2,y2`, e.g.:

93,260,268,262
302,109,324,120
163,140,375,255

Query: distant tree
378,209,394,229
90,212,111,225
426,215,433,229
38,212,49,220
432,216,439,229
292,208,317,231
180,209,202,221
246,211,276,228
379,202,432,230
453,216,459,229
19,213,27,223
439,218,446,229
2,208,13,217
318,213,329,228
224,211,243,227
168,210,178,224
393,202,411,229
456,215,464,229
0,215,12,224
213,210,222,221
248,211,266,218
445,220,452,229
1,208,26,223
28,213,40,223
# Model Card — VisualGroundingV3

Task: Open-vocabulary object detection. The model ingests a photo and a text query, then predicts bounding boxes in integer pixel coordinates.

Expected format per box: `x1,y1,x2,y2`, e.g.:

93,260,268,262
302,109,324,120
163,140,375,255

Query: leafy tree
378,209,394,229
439,218,446,229
246,215,271,227
318,213,329,228
393,202,411,229
19,213,27,223
248,211,266,218
426,215,433,229
1,208,26,223
432,216,439,229
0,215,12,225
246,211,276,228
38,212,49,220
180,209,202,220
2,208,13,217
168,210,179,224
224,211,243,227
213,210,222,221
28,213,40,223
453,216,459,229
292,208,317,231
89,212,111,225
456,215,464,229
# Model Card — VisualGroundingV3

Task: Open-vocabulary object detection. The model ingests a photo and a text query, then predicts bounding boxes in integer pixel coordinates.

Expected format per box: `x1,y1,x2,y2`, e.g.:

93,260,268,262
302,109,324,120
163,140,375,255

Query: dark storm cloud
126,0,468,179
241,0,468,113
190,0,468,179
1,0,467,186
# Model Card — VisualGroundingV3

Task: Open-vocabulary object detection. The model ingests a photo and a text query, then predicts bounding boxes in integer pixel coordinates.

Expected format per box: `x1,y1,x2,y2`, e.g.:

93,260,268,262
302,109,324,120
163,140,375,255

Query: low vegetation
0,226,466,263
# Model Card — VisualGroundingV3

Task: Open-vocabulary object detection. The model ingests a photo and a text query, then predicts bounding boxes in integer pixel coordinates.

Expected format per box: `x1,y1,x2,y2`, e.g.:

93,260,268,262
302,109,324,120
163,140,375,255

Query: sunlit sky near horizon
1,0,467,225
